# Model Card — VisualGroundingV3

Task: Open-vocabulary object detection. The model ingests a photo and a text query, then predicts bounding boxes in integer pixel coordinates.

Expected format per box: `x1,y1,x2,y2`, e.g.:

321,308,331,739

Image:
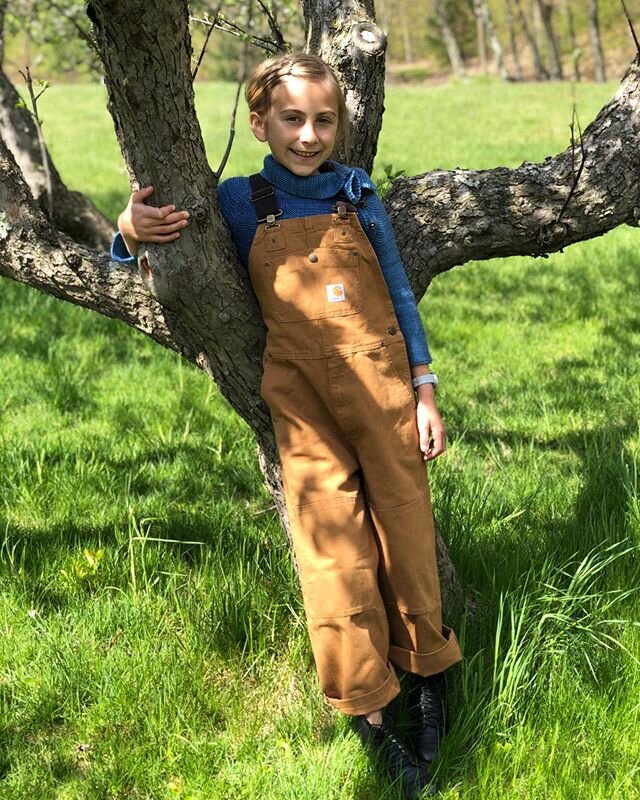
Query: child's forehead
270,75,338,112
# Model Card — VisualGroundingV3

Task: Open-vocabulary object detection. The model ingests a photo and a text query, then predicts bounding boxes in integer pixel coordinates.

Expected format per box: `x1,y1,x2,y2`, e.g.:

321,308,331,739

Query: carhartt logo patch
326,283,345,303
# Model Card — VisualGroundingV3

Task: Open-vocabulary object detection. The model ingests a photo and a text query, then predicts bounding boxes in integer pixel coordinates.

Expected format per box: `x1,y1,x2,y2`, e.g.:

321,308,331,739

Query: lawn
1,77,639,799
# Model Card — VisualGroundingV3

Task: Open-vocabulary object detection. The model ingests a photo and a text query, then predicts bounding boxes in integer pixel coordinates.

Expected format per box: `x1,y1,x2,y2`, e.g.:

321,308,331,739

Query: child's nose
300,122,318,143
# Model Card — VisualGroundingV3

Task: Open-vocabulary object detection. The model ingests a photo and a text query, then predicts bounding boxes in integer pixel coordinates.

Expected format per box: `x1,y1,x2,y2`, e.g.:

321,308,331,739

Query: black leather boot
354,708,438,798
409,671,447,765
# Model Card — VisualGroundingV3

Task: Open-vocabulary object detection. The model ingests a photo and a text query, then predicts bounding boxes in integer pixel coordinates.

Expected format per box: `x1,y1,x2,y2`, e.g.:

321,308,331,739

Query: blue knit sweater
111,155,431,365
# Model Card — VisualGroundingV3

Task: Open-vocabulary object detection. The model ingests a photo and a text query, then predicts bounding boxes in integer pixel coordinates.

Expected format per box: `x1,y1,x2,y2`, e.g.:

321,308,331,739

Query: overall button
309,253,319,263
387,325,397,335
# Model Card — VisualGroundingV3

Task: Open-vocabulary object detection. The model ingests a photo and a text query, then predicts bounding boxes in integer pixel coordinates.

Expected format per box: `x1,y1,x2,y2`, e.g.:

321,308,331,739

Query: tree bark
532,0,563,80
301,0,386,174
513,0,548,80
433,0,467,80
589,0,606,83
504,0,523,81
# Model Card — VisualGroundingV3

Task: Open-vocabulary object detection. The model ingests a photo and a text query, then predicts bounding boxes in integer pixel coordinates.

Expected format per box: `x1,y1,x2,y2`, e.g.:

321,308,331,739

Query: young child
113,52,462,799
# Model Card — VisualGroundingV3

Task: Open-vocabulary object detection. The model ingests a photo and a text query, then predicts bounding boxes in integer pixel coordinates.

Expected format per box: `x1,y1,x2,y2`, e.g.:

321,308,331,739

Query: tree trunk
0,5,114,249
532,0,563,80
302,0,386,174
561,0,581,82
589,0,606,83
513,0,548,79
504,0,523,81
433,0,467,79
481,0,509,80
473,0,488,74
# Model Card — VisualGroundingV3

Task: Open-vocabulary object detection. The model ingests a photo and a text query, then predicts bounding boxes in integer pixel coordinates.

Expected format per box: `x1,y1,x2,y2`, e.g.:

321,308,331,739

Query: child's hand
415,386,446,461
117,186,189,256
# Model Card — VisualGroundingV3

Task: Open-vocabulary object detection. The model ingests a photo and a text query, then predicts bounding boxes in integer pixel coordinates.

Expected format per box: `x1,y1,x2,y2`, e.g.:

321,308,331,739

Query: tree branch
0,67,114,249
0,132,199,360
385,58,640,298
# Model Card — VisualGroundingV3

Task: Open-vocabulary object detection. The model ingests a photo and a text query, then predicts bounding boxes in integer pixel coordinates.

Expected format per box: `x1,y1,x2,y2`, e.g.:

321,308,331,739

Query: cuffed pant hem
388,626,463,677
325,667,401,717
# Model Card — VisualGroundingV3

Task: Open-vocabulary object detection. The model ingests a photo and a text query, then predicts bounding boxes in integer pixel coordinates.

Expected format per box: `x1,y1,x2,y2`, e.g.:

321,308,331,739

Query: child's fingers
425,427,446,461
142,231,183,243
161,210,190,225
142,218,189,236
131,185,155,202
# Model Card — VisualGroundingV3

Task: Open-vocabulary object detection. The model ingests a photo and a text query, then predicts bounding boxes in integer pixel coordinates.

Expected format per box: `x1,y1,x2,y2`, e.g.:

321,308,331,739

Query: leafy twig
18,67,53,218
47,0,100,56
556,105,586,227
214,0,254,181
192,2,224,81
191,14,282,55
620,0,640,57
255,0,287,52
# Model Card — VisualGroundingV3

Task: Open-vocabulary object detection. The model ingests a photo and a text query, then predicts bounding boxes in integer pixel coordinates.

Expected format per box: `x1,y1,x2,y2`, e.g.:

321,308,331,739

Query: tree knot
194,205,209,224
538,221,568,248
351,22,387,56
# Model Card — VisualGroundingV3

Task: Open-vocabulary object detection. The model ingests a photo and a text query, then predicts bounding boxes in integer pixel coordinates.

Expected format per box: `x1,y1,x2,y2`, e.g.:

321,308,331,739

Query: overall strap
333,194,360,215
249,174,282,224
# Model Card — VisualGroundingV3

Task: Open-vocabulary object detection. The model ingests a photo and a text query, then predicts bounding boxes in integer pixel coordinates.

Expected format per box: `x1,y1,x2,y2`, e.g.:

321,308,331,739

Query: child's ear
249,111,268,143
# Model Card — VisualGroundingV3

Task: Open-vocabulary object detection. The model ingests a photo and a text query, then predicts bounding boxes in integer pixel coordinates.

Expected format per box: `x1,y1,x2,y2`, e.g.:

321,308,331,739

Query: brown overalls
248,182,462,716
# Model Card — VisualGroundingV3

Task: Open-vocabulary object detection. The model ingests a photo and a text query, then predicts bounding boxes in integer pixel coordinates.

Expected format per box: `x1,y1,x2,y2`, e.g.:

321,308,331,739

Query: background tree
589,0,607,81
504,0,523,80
432,0,467,79
2,0,640,608
513,0,549,79
560,0,582,81
532,0,564,79
473,0,489,74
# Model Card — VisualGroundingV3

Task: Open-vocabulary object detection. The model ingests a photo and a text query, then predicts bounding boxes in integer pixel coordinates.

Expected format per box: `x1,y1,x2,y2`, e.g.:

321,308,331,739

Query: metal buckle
257,209,284,226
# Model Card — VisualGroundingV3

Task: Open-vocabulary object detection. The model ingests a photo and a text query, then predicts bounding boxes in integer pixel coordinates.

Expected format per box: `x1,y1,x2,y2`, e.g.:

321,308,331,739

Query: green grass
2,79,640,799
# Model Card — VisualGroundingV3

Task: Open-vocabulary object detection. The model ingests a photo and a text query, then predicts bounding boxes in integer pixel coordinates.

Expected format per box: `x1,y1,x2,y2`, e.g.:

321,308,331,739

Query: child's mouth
291,150,320,159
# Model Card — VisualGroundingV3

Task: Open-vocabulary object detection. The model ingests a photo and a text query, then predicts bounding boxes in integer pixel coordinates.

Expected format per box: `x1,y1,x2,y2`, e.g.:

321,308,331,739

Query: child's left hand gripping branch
415,386,446,461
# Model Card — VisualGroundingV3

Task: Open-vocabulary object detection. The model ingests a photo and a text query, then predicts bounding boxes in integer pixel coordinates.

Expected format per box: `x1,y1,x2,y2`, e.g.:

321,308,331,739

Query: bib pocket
267,248,363,323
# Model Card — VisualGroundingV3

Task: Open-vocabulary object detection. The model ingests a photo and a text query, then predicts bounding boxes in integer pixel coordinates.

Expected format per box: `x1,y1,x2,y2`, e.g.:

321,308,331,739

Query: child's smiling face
249,75,340,176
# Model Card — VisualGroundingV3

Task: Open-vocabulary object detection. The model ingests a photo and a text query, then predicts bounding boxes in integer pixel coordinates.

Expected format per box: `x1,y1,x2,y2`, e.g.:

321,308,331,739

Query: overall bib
248,184,462,716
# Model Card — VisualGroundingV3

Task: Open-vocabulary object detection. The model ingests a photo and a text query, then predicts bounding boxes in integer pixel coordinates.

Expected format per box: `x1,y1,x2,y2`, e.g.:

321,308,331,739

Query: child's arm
412,365,445,462
117,186,189,256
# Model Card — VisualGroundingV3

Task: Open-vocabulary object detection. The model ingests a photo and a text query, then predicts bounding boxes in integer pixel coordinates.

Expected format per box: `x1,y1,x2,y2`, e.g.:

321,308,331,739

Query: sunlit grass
2,78,639,798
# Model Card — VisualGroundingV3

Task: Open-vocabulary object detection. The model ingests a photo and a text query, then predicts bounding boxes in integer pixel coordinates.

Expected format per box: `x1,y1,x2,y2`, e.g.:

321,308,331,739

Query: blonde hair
245,52,350,151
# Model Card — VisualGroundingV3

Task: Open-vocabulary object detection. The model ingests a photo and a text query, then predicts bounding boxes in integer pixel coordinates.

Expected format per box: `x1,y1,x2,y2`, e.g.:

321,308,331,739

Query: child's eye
285,115,301,123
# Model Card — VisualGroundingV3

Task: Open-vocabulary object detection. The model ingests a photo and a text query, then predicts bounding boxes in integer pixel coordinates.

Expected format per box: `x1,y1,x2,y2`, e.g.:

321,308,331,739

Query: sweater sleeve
364,192,432,366
110,231,137,265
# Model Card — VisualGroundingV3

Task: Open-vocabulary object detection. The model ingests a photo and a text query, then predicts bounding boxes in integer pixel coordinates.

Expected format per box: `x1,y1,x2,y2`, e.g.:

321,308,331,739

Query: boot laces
419,677,444,729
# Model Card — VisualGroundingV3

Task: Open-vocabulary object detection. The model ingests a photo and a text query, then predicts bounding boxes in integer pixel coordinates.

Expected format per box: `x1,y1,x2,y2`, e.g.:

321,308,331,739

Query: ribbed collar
261,155,376,204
